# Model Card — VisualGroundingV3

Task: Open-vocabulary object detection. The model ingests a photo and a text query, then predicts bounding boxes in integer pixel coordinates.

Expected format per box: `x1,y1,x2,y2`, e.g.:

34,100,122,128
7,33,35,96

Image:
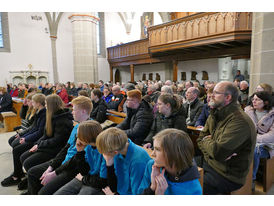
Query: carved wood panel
148,12,252,48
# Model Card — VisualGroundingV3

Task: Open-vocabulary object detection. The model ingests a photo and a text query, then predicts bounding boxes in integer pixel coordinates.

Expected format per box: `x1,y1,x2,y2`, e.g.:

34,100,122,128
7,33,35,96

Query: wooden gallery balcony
107,12,252,81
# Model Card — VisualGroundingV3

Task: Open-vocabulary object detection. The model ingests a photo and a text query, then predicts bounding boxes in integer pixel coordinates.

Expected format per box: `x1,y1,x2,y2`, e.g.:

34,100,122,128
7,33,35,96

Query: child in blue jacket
138,128,202,195
96,127,151,195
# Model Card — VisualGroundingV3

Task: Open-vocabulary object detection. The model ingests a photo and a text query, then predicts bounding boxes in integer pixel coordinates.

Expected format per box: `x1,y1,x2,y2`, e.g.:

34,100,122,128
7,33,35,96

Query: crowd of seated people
0,77,273,195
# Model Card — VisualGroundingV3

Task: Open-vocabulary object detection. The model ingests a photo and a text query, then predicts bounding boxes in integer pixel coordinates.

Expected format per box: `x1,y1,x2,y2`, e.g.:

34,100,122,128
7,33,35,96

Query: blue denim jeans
253,145,270,180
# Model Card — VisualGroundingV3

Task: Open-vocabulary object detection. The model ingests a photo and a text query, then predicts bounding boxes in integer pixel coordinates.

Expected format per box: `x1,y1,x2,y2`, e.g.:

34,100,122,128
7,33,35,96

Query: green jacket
197,102,256,185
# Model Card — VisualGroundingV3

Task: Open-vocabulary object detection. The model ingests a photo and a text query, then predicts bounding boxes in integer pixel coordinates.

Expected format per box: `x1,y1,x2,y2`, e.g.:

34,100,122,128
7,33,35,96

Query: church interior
0,8,274,197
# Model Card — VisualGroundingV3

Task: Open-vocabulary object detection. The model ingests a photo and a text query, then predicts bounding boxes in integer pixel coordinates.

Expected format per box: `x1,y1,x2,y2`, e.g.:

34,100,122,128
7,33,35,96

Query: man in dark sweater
107,85,124,111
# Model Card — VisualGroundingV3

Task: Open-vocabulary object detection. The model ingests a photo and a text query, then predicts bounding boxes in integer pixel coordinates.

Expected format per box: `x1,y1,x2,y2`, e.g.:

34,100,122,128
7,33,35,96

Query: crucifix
28,64,33,76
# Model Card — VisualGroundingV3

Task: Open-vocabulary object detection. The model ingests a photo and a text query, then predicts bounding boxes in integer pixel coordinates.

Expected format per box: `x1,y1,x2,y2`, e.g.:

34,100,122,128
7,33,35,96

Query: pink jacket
245,106,274,158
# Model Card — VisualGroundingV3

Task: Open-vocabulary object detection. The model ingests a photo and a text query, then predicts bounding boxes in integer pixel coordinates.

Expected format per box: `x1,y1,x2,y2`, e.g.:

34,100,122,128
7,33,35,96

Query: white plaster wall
134,63,165,81
0,12,74,86
178,58,219,83
0,12,52,86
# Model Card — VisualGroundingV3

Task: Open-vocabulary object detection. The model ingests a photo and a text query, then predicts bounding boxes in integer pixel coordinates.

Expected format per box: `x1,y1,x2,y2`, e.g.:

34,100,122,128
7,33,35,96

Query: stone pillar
130,64,134,82
249,12,274,93
69,13,99,83
50,36,59,83
173,60,178,82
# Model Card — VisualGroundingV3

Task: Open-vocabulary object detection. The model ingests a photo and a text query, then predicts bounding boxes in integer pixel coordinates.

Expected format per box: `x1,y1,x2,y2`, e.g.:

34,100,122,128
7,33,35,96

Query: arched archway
142,73,147,81
115,69,121,83
26,76,36,85
38,76,47,84
12,76,23,86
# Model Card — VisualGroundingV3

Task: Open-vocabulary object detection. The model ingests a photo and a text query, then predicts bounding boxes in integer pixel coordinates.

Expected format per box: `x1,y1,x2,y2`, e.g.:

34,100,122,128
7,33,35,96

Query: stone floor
0,130,273,195
0,131,22,195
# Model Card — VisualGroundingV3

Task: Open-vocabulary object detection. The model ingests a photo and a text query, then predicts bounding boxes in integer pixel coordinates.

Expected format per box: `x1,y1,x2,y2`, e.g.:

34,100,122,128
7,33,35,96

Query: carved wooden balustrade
107,12,252,67
107,39,157,66
148,12,252,53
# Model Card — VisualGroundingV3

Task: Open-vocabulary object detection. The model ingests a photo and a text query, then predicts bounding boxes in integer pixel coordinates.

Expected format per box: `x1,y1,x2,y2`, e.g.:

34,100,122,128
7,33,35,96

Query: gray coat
183,98,204,126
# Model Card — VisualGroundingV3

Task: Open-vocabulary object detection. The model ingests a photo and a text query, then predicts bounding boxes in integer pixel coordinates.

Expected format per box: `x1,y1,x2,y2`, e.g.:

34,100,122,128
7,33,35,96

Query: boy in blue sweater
53,120,107,195
96,127,151,195
138,129,202,195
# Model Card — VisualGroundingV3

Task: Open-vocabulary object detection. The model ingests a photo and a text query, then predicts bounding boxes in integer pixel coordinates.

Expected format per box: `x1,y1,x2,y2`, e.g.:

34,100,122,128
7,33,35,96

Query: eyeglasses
213,90,227,95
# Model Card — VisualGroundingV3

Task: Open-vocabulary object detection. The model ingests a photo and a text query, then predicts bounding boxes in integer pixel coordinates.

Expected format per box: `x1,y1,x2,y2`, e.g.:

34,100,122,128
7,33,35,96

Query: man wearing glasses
197,81,256,195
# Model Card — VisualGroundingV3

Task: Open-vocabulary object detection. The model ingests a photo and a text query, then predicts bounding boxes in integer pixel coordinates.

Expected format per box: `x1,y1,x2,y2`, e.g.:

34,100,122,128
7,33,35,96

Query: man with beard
197,81,256,195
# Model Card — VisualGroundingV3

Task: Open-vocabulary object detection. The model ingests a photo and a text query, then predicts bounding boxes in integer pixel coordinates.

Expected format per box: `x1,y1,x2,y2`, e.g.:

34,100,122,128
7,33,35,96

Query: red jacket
10,88,19,97
57,89,69,104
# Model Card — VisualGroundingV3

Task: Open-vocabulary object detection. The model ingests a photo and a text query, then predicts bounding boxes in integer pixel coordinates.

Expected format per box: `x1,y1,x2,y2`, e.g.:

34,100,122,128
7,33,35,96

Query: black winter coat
116,99,153,145
19,105,28,119
90,99,107,123
36,108,74,155
0,93,12,112
20,108,47,143
144,106,187,144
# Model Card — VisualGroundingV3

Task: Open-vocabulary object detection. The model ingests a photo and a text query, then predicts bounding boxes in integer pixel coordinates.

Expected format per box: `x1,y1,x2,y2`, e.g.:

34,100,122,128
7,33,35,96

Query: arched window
95,12,106,57
0,12,10,52
0,13,3,48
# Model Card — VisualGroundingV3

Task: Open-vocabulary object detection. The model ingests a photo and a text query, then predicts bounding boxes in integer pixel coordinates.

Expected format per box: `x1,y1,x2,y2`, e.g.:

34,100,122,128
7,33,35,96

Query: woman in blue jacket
138,128,202,195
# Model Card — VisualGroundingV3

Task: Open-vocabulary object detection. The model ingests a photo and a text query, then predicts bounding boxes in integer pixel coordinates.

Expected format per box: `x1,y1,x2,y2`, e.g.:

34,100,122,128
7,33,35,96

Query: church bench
106,110,126,124
187,126,203,151
261,157,274,192
1,112,20,132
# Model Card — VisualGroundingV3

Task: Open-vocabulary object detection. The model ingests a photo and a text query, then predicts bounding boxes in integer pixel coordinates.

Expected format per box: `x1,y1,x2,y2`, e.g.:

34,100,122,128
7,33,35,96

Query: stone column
249,12,274,93
45,12,63,84
50,36,59,83
69,13,99,83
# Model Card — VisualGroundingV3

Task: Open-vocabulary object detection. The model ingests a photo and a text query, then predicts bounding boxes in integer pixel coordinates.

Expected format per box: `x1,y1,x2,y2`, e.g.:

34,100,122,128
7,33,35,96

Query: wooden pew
187,126,203,151
1,112,18,132
261,157,274,192
106,110,126,124
1,99,23,132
